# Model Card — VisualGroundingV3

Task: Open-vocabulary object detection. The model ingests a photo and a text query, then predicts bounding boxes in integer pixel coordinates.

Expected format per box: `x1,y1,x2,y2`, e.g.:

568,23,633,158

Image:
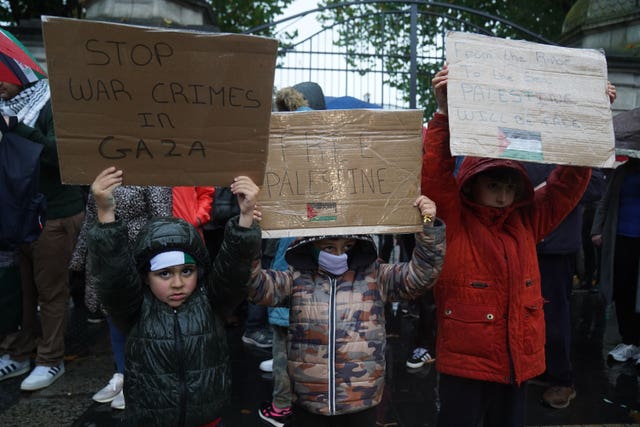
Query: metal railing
246,1,552,111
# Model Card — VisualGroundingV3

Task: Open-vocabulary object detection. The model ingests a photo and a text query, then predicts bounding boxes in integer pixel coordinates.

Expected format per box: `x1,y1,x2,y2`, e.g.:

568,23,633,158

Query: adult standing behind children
0,77,85,390
592,156,640,364
247,196,445,426
422,65,594,426
525,163,610,409
87,167,261,427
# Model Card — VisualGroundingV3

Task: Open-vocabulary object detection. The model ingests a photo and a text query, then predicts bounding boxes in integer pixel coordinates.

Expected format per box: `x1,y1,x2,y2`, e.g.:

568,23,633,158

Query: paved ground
1,289,639,426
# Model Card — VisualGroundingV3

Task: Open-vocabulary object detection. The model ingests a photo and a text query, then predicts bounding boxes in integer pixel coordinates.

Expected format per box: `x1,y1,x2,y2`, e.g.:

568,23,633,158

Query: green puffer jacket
88,216,261,427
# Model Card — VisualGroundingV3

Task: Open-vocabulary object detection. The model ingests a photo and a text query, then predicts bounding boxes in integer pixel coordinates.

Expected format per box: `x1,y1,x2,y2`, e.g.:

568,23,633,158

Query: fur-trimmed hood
284,234,378,271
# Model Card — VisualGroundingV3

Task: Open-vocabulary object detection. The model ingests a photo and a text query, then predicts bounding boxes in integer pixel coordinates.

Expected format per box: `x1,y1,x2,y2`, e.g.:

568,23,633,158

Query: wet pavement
1,288,640,426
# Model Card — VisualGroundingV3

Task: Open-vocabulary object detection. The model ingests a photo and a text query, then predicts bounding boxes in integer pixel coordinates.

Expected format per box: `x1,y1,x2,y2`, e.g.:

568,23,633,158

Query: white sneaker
92,373,124,403
259,359,273,373
0,355,30,381
110,390,125,410
20,362,65,391
608,343,640,362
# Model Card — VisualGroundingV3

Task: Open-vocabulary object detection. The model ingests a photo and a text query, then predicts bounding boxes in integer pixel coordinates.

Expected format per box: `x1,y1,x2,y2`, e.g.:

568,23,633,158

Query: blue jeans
107,317,125,374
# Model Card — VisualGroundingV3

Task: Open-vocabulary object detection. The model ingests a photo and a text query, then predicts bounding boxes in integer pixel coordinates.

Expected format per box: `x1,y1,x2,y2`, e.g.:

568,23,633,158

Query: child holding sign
422,65,613,426
87,167,261,427
246,196,445,426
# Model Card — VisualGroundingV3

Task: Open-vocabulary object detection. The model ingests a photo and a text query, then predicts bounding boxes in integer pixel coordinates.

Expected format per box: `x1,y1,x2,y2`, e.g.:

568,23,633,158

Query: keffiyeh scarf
0,79,50,127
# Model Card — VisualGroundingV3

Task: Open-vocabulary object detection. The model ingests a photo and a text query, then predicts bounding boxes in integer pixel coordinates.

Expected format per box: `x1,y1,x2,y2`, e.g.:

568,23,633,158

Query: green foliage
0,1,295,36
318,0,576,117
0,0,84,23
0,0,297,56
208,0,295,36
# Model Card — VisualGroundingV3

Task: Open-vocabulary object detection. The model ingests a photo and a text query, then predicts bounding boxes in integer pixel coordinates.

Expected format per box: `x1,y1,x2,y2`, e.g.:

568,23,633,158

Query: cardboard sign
445,31,615,167
41,16,277,185
260,110,424,238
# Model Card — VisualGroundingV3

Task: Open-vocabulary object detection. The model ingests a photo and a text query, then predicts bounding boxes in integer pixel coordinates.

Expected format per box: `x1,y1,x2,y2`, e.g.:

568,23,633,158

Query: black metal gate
245,1,553,111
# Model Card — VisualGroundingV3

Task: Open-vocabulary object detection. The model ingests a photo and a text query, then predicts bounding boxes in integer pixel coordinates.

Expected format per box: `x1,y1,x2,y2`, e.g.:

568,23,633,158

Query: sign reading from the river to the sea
445,31,615,167
259,109,424,238
42,16,277,185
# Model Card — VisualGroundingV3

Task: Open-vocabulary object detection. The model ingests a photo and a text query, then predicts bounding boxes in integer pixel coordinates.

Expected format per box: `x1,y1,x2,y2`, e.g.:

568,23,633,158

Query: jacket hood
292,81,326,110
284,234,378,271
456,157,534,204
133,217,210,279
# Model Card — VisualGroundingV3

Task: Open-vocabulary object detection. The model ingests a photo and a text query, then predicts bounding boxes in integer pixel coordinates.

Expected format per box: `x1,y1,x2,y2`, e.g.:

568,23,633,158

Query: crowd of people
0,33,637,427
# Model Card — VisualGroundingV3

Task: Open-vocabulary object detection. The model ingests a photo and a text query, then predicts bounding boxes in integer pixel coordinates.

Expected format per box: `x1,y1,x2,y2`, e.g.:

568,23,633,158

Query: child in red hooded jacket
421,65,615,426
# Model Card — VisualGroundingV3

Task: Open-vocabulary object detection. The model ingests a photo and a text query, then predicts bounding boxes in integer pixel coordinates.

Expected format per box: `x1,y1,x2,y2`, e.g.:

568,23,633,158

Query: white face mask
318,251,349,276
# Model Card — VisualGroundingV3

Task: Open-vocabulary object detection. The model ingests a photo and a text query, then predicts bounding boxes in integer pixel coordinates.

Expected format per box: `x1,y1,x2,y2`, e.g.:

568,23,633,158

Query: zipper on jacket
500,236,516,385
174,309,187,427
328,277,337,415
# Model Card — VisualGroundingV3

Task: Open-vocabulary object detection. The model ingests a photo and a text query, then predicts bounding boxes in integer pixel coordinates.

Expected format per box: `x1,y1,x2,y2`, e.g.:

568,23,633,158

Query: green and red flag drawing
0,29,47,86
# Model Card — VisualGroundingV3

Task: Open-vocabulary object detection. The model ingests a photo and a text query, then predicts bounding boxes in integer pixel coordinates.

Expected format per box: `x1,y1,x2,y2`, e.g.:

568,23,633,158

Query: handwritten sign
41,16,277,185
446,31,615,167
259,110,424,238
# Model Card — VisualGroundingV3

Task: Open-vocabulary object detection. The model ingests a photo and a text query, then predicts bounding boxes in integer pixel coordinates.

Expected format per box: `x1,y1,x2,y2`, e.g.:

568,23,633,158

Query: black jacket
525,163,605,254
88,216,260,426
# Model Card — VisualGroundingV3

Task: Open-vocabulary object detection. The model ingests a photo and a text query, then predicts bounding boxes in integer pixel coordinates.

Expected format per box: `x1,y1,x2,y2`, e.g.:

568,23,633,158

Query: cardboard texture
445,31,615,167
41,16,277,186
260,110,424,238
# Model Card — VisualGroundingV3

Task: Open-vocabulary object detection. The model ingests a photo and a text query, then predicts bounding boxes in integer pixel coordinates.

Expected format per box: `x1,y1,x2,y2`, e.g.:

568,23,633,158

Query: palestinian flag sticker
498,127,543,161
306,202,338,222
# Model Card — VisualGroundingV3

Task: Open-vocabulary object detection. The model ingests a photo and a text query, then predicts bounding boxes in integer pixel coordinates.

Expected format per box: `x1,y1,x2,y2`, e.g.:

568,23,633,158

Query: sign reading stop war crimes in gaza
445,31,615,167
41,16,277,185
259,110,423,238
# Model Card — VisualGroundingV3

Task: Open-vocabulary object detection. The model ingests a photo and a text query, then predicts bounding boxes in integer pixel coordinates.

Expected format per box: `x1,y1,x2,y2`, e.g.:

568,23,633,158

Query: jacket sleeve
378,221,446,300
248,267,294,307
87,220,142,332
69,194,98,271
146,186,173,218
421,114,462,228
582,168,606,205
531,166,591,241
591,168,619,236
207,216,262,313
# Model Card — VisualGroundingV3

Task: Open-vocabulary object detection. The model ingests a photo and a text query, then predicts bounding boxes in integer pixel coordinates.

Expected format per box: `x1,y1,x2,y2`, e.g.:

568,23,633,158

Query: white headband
149,251,195,272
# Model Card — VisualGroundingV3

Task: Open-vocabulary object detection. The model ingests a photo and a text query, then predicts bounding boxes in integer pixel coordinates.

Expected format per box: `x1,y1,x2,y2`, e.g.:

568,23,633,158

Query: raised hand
230,176,260,228
433,65,449,115
414,195,437,227
607,81,616,104
91,166,123,223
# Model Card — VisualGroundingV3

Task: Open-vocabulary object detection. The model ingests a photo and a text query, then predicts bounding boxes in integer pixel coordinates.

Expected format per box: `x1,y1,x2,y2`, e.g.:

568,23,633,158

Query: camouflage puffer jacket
88,216,261,427
248,223,446,415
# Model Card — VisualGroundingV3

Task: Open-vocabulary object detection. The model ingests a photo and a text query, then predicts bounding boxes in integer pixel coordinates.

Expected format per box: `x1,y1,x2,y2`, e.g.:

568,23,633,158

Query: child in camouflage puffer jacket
248,195,445,426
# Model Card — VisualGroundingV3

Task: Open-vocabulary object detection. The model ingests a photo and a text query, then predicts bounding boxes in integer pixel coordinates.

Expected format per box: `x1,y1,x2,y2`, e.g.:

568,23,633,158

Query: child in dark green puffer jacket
88,167,262,427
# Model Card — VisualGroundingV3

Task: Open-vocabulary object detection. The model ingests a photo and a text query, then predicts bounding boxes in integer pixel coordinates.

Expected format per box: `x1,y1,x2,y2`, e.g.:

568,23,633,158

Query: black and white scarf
0,79,50,127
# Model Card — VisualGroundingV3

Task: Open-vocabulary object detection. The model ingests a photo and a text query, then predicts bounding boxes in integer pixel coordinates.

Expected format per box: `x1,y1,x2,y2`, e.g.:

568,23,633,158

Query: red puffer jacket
421,113,590,385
